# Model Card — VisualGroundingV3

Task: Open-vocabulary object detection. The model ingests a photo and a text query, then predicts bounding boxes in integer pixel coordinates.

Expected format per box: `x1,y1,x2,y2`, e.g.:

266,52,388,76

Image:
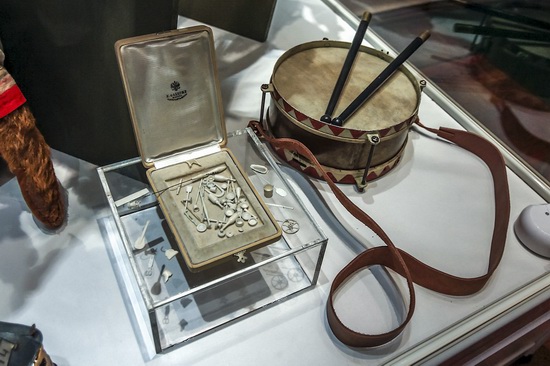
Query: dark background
0,0,177,166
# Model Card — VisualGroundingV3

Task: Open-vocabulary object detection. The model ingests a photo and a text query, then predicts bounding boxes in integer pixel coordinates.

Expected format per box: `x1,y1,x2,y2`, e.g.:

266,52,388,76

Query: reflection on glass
340,0,550,184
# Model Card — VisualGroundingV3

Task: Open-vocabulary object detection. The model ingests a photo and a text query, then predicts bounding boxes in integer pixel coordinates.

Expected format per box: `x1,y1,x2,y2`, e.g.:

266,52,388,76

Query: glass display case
97,128,327,353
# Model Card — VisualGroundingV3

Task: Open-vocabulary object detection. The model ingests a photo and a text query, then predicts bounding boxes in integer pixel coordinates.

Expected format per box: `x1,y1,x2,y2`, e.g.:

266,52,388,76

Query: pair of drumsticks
320,12,431,126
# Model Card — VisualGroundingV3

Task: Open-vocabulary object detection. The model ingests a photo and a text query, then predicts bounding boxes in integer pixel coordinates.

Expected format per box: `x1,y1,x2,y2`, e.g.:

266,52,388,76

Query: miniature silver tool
251,165,288,197
221,212,240,231
183,185,193,207
281,219,300,234
150,264,166,295
234,250,247,263
134,220,150,250
163,248,179,260
199,188,213,228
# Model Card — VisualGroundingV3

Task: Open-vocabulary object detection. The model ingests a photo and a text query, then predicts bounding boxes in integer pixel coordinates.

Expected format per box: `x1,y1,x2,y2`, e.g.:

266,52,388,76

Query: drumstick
332,30,431,127
320,11,372,124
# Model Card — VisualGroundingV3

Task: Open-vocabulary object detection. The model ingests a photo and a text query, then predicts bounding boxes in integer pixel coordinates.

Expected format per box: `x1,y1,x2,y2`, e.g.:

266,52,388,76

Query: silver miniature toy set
97,26,327,353
147,148,281,270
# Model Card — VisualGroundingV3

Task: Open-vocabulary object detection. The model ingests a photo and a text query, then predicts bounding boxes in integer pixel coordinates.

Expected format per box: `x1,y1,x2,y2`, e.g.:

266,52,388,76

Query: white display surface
1,0,549,365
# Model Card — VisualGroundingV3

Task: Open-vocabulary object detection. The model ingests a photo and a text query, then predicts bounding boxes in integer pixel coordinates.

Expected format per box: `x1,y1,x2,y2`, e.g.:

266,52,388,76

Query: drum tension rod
259,84,273,129
358,133,380,192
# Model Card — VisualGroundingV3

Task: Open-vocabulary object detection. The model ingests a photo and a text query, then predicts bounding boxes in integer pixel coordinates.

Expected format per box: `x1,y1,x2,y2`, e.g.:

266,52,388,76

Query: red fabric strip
0,84,26,118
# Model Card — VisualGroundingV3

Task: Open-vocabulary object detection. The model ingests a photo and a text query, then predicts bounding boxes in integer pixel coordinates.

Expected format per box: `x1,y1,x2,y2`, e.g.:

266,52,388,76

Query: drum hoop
271,89,416,143
271,40,421,139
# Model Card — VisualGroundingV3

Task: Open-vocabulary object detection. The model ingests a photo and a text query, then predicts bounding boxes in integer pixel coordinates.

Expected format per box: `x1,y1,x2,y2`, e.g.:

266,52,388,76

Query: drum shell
266,40,421,183
268,100,410,170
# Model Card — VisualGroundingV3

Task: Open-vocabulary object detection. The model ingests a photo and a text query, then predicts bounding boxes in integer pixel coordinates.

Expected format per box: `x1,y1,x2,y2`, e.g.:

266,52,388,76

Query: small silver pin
175,178,184,195
266,203,294,210
184,159,202,168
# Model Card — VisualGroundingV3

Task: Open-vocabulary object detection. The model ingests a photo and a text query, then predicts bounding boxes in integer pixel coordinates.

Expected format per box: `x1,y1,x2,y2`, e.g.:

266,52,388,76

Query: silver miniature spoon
150,264,166,295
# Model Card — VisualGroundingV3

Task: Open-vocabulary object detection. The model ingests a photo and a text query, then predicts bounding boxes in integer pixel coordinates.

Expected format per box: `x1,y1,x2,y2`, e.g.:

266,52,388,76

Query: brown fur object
0,104,65,229
0,83,65,229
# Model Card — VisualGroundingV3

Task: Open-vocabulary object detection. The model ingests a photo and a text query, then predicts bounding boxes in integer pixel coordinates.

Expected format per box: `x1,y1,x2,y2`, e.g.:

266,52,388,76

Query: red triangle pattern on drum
274,98,370,141
294,110,308,122
275,92,414,142
310,119,325,130
366,171,379,181
328,124,344,136
338,129,352,139
349,129,367,139
281,98,293,113
338,174,358,184
395,121,407,132
326,172,339,182
379,126,393,137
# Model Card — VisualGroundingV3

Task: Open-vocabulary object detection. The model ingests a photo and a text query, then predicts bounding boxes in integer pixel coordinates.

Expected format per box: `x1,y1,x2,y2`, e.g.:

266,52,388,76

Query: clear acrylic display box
97,128,327,353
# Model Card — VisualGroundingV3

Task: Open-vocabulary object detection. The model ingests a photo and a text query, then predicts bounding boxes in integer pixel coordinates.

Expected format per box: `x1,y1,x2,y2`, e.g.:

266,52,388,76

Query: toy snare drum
262,40,424,188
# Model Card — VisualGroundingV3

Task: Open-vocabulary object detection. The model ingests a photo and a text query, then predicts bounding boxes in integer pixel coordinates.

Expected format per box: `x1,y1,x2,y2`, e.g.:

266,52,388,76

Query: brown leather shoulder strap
248,120,510,347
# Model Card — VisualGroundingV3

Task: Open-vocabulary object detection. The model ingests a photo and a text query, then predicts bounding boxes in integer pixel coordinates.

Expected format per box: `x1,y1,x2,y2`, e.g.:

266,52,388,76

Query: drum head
272,43,419,131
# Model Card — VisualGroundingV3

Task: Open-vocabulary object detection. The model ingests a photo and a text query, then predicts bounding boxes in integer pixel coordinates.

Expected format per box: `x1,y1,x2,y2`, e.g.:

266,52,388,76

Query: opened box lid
115,26,226,168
